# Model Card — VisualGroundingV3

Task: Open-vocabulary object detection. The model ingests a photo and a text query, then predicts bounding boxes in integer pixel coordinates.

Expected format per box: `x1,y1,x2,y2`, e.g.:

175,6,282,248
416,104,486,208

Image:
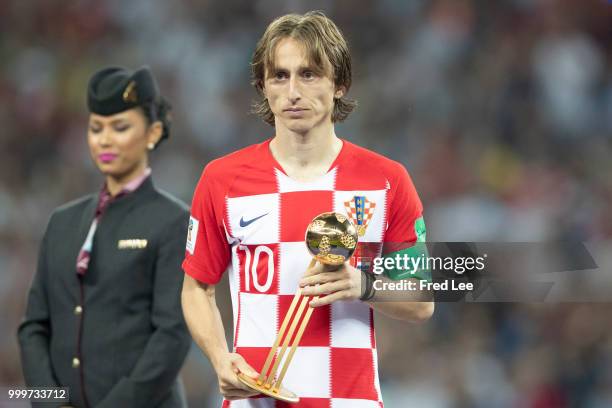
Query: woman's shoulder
42,194,96,232
133,188,189,234
148,187,189,217
51,194,96,218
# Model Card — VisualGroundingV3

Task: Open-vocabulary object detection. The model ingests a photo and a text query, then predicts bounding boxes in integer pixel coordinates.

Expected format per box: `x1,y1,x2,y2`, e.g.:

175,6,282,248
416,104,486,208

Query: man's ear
334,86,346,99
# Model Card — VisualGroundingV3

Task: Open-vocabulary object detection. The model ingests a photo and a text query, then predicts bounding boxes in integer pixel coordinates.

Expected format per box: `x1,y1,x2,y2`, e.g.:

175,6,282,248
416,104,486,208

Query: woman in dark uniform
18,66,191,408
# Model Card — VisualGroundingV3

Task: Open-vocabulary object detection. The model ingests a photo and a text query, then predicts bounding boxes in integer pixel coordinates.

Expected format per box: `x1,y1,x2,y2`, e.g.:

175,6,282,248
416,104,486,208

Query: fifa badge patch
344,195,376,236
186,216,199,254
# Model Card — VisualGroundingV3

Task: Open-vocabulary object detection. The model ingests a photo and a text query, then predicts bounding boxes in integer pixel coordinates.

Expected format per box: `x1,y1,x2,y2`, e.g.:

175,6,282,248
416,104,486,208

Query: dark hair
140,96,172,150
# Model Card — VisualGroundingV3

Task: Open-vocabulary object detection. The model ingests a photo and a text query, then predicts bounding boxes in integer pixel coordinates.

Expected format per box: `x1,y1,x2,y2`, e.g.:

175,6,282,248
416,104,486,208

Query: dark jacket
17,177,192,408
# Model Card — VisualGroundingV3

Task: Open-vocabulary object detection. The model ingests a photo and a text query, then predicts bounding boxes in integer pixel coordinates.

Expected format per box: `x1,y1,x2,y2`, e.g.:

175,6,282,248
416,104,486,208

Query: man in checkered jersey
181,11,434,408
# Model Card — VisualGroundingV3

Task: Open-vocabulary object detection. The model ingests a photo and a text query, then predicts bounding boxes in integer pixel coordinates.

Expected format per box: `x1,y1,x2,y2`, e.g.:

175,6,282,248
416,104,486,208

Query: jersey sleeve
382,163,430,282
384,162,425,248
182,165,231,284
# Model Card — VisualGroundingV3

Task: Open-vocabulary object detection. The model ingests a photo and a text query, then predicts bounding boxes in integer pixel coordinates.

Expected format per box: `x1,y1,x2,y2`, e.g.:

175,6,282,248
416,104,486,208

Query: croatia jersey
183,139,423,408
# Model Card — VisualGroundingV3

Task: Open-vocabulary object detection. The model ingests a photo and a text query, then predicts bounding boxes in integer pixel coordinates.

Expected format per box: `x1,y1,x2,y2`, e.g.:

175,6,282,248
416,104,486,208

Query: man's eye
303,71,315,79
114,125,131,132
89,126,101,133
275,72,287,80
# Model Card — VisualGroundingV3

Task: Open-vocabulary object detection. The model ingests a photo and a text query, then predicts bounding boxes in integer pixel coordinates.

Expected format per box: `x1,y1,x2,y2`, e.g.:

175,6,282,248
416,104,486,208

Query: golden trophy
237,212,358,403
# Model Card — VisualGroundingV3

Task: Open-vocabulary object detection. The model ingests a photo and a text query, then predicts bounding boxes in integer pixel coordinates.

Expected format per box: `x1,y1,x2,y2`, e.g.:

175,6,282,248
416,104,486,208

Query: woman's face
87,108,155,182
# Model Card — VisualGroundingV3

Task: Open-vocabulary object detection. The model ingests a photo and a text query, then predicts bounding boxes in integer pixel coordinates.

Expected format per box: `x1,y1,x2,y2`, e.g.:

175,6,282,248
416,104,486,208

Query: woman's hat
87,66,159,115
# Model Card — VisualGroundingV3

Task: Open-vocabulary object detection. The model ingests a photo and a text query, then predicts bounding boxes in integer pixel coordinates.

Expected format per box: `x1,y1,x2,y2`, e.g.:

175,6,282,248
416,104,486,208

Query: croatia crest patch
344,195,376,236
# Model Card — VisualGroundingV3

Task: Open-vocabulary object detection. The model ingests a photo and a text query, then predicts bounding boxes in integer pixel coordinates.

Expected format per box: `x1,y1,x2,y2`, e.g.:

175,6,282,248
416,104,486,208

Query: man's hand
299,261,362,307
215,353,261,401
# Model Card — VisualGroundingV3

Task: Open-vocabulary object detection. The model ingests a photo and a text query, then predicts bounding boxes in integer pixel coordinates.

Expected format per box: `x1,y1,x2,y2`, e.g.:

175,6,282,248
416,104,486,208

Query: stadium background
1,0,611,406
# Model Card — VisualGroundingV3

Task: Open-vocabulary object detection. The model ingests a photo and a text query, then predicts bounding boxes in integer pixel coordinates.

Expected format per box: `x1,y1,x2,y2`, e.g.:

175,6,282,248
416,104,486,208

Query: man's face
263,37,343,134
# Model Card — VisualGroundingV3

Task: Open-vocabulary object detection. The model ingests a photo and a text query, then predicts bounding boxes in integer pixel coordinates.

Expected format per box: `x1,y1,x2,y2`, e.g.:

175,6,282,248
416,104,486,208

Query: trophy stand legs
237,259,318,403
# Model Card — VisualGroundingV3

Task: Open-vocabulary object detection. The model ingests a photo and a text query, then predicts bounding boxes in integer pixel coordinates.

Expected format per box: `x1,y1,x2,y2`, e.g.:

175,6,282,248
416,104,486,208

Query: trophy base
237,373,299,403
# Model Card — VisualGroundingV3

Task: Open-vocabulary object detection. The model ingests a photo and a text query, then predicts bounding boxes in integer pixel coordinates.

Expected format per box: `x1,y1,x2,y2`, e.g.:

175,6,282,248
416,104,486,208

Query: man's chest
225,189,388,295
225,188,388,245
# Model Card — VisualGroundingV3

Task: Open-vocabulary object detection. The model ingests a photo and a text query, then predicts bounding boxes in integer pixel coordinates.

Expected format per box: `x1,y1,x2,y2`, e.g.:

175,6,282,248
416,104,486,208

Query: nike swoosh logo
239,213,268,227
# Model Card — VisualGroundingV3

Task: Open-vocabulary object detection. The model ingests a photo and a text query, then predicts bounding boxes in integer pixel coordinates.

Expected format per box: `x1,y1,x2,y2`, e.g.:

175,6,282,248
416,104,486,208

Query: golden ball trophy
237,212,358,403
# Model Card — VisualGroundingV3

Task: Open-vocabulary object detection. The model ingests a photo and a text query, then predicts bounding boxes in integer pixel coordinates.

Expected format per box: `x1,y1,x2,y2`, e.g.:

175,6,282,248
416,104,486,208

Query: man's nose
288,77,301,103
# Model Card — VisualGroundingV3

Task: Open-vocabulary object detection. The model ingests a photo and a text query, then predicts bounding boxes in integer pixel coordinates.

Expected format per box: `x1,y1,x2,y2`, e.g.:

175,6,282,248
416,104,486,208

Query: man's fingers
300,271,341,287
232,358,259,379
224,372,261,398
302,258,322,277
310,291,347,307
221,372,259,394
219,353,262,400
223,387,260,400
302,280,350,296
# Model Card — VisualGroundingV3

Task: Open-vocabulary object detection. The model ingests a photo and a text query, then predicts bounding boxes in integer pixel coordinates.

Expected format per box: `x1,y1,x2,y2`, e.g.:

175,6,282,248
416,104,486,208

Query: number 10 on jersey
236,244,276,293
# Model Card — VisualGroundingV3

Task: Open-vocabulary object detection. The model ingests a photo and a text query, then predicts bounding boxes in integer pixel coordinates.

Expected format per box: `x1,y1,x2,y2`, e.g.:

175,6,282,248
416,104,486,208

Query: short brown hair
251,11,357,126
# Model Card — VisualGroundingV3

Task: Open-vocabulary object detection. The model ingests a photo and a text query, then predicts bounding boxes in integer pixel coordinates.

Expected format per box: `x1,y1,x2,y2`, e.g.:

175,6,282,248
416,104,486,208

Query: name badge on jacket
117,239,148,249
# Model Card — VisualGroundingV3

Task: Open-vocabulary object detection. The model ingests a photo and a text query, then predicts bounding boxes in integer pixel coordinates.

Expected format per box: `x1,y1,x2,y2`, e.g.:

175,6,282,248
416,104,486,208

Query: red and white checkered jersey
183,139,423,408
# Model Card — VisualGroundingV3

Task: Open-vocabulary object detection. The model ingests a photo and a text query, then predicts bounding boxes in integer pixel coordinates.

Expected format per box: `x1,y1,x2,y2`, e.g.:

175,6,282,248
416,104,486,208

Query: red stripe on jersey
235,346,277,376
228,165,279,198
280,191,334,242
225,141,279,198
333,142,391,191
276,398,331,408
278,295,331,347
224,195,234,239
330,348,378,400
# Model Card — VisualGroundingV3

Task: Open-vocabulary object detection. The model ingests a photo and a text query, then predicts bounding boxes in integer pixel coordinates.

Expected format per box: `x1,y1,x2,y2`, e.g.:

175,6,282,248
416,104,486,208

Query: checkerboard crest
344,196,377,237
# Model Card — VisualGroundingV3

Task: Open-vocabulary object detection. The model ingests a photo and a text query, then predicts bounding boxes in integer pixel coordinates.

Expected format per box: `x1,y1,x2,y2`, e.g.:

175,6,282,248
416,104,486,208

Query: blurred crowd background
1,0,611,406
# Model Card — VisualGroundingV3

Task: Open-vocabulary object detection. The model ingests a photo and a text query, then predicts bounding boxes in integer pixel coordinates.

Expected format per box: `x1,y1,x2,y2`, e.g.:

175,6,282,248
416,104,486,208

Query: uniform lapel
76,194,98,257
70,195,98,289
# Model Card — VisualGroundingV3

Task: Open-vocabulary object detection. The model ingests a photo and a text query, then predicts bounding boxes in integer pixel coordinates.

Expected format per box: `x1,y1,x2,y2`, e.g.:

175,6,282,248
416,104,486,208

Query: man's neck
270,121,342,182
